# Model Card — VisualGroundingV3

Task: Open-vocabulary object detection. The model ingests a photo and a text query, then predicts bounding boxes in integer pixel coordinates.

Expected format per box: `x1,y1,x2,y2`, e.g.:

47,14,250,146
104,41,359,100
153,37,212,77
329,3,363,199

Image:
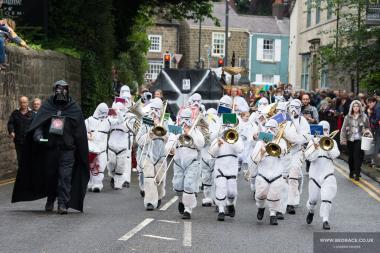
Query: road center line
118,218,154,241
143,234,177,241
159,196,178,211
334,164,380,202
0,178,15,187
157,220,180,224
183,221,192,247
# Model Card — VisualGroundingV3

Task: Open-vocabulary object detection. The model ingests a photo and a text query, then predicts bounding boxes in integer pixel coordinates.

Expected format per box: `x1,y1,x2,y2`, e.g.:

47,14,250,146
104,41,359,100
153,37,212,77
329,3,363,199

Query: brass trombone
265,123,286,157
319,130,339,151
151,100,168,137
154,112,202,185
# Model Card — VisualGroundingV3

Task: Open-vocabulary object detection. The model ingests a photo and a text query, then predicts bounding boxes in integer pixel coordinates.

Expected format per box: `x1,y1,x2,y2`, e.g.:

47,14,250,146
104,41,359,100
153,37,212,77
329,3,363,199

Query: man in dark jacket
367,97,380,166
12,80,89,214
7,96,34,168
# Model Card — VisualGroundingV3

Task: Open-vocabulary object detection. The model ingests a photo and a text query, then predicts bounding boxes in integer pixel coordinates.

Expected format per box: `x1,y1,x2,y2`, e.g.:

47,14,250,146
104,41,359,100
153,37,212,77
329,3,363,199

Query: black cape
11,96,90,212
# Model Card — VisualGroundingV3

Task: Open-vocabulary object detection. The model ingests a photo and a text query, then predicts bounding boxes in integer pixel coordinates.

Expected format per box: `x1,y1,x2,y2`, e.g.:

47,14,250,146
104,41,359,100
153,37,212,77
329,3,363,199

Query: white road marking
159,196,178,211
143,234,177,241
157,220,180,224
118,218,154,241
183,221,192,247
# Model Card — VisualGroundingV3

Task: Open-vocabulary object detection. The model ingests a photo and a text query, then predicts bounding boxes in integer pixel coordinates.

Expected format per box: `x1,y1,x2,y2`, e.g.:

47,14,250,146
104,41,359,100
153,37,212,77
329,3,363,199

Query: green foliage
316,0,380,92
360,72,380,93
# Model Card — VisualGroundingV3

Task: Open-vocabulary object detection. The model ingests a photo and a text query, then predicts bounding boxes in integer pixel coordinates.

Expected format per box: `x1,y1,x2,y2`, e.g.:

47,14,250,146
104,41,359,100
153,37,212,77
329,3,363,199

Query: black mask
54,85,69,104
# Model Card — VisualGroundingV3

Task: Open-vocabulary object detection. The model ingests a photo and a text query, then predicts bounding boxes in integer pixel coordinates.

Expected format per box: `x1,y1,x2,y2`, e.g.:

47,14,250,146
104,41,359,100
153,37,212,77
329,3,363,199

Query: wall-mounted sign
182,79,191,91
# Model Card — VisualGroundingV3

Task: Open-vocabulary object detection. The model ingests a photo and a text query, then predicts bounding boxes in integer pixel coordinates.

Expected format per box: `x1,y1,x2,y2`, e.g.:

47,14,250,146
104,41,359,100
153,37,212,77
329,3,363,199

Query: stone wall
0,46,81,180
147,24,179,63
179,21,249,69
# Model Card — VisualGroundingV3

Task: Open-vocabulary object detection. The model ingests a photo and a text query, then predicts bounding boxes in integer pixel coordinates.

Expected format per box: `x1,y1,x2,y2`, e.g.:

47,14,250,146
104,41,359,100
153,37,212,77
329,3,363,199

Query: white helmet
219,95,232,109
149,98,163,118
288,99,302,118
319,120,330,136
257,97,269,109
112,102,125,115
276,102,287,113
179,108,192,127
264,119,278,135
188,93,202,107
206,108,217,116
93,102,109,119
120,85,131,99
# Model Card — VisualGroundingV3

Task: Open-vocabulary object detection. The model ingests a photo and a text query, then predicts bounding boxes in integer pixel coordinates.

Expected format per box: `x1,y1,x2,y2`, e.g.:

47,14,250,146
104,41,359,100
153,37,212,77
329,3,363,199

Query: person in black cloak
11,80,90,214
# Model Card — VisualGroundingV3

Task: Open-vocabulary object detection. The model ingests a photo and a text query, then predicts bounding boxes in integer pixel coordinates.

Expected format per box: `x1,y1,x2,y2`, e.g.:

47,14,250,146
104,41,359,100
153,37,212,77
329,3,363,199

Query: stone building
288,0,350,90
145,18,179,82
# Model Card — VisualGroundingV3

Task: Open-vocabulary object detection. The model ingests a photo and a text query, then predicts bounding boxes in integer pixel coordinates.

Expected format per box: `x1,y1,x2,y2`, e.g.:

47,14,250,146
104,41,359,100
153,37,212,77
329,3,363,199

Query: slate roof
185,2,289,35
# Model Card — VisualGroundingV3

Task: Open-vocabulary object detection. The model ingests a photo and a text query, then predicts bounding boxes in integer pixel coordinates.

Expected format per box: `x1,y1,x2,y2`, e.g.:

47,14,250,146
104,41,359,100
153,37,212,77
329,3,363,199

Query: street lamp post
225,0,229,67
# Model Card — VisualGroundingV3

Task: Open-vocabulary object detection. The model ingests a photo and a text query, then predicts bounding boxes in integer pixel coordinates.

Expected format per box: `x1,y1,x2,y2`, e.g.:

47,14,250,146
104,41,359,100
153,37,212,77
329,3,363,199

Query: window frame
211,32,225,57
262,39,275,61
327,0,333,20
316,0,321,24
301,54,310,90
306,0,312,28
146,60,163,81
262,74,274,83
148,35,162,53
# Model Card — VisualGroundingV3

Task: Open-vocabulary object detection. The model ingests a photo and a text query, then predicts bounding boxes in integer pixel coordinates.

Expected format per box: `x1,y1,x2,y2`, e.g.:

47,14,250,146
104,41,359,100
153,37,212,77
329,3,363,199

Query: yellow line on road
0,178,15,187
334,165,380,202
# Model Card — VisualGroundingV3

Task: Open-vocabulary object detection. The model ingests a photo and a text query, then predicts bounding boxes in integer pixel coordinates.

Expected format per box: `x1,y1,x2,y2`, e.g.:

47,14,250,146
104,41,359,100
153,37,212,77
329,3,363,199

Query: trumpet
265,123,286,157
151,100,168,137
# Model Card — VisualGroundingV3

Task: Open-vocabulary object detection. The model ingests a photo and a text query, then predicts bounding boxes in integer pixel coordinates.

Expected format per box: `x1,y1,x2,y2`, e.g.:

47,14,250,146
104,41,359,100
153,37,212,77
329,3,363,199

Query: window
212,32,225,56
148,35,162,52
306,0,312,28
146,60,163,81
262,74,274,83
327,0,333,20
301,55,310,90
320,64,329,88
263,39,274,61
316,0,321,24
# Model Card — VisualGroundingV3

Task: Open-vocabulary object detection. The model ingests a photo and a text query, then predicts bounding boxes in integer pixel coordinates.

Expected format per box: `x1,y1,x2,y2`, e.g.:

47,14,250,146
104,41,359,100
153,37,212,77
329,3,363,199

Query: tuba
265,122,286,157
151,100,168,137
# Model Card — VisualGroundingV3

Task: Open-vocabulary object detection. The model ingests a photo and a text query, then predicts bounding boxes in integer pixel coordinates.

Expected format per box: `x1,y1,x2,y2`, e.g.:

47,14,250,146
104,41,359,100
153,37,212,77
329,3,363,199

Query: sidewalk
339,153,380,184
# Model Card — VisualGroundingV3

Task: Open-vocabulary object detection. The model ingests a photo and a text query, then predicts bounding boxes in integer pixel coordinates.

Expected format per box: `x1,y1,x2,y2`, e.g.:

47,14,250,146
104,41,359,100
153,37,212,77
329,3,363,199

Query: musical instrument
265,122,286,157
125,99,146,135
151,100,168,137
267,102,278,118
222,128,239,144
304,130,339,157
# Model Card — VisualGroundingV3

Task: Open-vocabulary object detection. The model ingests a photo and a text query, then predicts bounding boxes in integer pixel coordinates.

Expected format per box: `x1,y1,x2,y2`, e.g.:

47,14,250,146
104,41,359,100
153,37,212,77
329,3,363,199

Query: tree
316,0,380,93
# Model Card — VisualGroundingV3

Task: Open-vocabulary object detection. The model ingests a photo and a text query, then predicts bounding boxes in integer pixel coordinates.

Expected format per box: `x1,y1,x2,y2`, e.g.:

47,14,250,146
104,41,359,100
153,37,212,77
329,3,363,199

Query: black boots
45,201,54,212
270,216,278,225
140,190,145,198
178,202,185,215
276,212,284,220
157,199,161,209
146,203,154,211
257,208,265,220
57,205,68,215
182,211,191,219
286,205,296,214
323,221,330,230
227,205,235,217
123,181,130,188
217,212,225,221
306,212,314,224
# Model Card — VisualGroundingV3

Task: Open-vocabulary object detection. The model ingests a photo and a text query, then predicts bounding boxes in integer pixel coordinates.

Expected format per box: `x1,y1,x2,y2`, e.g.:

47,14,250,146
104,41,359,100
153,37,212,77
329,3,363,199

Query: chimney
272,0,284,20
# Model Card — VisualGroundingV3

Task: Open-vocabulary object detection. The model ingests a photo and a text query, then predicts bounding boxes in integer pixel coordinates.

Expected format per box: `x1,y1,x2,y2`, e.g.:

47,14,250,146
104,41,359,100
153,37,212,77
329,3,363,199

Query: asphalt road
0,158,379,253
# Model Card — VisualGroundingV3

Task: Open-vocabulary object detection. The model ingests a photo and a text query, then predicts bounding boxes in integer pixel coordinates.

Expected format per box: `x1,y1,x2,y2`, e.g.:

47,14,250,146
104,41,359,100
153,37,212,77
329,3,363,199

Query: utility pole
356,1,361,94
197,18,202,69
225,0,229,67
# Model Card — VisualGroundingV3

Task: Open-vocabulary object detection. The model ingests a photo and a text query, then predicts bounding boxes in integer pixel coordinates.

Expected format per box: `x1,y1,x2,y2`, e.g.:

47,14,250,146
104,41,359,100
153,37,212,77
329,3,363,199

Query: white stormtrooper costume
209,117,244,221
119,85,131,100
136,98,169,210
200,108,221,207
305,121,339,230
283,99,311,214
237,114,259,171
168,108,205,219
85,103,110,192
249,97,269,125
107,102,134,189
251,119,287,225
